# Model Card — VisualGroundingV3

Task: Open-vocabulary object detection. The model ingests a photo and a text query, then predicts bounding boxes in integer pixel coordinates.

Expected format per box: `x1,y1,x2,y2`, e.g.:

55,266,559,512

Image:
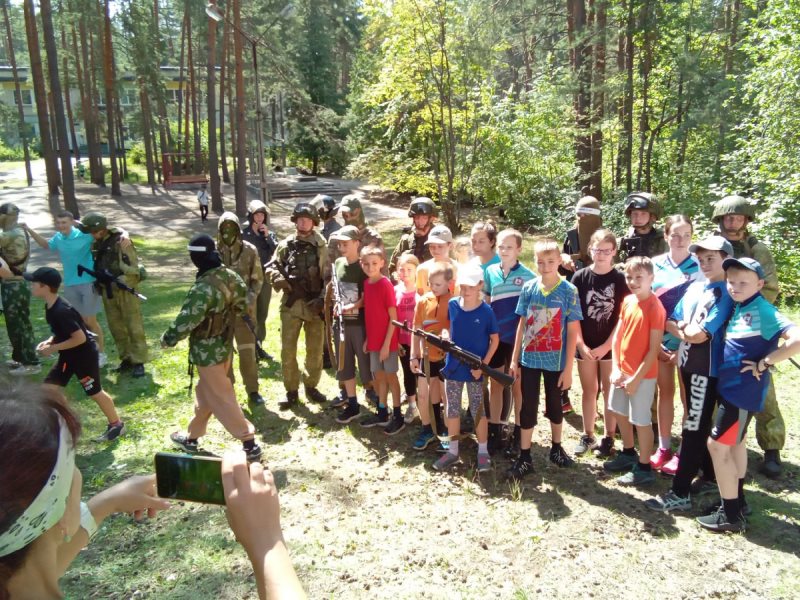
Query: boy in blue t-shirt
484,229,535,456
697,257,800,533
508,239,583,480
432,263,499,473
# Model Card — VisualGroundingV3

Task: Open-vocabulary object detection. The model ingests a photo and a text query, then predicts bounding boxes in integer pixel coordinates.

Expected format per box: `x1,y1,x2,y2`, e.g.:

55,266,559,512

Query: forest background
1,0,799,299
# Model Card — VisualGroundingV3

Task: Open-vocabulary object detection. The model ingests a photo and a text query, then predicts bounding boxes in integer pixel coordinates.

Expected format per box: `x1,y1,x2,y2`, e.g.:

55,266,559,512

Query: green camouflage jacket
715,229,780,303
161,266,248,366
0,225,31,280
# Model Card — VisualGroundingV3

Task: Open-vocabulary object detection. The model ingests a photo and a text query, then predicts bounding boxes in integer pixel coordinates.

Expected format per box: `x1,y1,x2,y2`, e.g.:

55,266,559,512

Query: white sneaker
9,364,42,376
98,352,108,368
404,402,419,424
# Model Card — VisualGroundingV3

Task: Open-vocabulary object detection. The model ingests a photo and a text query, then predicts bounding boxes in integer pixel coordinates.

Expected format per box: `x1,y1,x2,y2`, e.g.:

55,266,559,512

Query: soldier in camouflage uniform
82,212,148,377
712,194,784,477
0,203,40,375
618,192,669,262
389,197,437,276
310,194,341,370
269,202,329,408
161,234,261,461
310,194,342,242
217,211,264,405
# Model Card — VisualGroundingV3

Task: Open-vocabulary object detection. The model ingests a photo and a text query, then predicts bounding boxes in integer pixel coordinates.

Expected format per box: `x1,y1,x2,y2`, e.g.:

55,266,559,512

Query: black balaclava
188,233,223,277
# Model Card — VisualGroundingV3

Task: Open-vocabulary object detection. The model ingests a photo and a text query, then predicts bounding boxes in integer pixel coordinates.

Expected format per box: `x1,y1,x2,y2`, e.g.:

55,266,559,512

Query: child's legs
577,359,600,435
708,439,738,499
609,386,634,448
445,379,464,444
466,381,487,444
519,367,542,450
708,399,753,499
83,314,105,353
381,351,401,407
629,378,657,462
372,369,388,407
387,372,401,407
399,344,417,401
512,377,522,425
89,390,120,423
673,372,717,494
542,369,564,444
489,378,504,423
343,378,357,397
599,360,616,438
417,376,430,425
657,360,676,444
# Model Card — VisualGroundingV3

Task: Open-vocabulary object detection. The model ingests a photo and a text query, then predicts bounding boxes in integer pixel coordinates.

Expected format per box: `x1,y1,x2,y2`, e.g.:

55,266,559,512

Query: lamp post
206,2,294,208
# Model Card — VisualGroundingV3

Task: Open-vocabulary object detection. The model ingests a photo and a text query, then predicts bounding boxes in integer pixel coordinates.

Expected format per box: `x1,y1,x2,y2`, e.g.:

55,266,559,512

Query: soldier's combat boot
279,390,299,410
249,392,265,405
305,387,327,404
760,449,782,478
115,359,132,372
131,364,145,378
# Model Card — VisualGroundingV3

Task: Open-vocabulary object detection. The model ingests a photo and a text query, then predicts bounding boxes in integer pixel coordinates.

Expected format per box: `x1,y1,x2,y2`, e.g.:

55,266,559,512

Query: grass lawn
2,235,798,599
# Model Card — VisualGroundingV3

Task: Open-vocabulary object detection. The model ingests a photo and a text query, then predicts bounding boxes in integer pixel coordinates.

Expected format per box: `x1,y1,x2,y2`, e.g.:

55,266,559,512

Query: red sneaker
660,452,680,476
649,447,673,470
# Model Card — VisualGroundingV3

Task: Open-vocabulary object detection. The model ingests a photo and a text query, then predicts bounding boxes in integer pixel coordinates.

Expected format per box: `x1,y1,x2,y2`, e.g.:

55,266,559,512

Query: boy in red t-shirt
360,245,404,434
603,256,666,486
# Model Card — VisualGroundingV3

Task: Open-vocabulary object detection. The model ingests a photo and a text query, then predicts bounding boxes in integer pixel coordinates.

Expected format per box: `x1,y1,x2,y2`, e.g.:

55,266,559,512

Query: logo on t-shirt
522,306,563,352
743,312,752,326
586,283,616,325
513,277,524,286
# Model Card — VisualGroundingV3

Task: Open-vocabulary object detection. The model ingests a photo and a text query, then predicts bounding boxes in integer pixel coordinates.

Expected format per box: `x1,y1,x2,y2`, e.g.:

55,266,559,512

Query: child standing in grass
507,239,582,480
570,229,629,458
410,263,454,451
394,253,420,424
696,257,800,532
360,245,404,434
602,256,665,486
432,263,499,472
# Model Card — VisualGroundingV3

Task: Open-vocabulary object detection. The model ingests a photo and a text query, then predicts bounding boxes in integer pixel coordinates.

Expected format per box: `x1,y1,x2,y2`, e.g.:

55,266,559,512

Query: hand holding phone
155,452,225,505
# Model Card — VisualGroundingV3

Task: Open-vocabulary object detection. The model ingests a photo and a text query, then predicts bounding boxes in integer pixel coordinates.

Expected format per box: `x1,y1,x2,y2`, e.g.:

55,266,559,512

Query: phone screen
154,452,225,505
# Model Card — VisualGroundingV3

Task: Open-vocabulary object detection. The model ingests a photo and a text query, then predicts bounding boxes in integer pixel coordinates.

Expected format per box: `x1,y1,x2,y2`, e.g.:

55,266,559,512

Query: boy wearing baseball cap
416,224,459,295
697,257,800,532
26,267,125,441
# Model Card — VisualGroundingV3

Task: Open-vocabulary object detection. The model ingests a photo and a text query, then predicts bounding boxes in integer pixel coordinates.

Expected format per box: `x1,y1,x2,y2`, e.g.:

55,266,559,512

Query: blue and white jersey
484,261,536,344
674,280,733,377
653,253,703,350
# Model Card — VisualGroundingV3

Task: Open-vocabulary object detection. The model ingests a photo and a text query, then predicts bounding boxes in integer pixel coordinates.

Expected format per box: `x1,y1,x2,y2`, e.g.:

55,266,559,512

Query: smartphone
154,452,225,505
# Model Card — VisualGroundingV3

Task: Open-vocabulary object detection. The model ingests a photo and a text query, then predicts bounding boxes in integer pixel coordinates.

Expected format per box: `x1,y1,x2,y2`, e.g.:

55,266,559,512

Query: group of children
326,214,799,534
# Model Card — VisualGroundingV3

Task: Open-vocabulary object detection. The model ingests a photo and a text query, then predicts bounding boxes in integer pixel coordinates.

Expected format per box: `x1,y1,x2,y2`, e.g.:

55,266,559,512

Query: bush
127,141,147,165
0,140,28,161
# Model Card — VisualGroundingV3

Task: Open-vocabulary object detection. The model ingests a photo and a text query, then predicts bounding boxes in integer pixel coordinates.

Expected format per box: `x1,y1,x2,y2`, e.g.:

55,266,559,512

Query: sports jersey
717,293,793,412
514,277,583,371
442,298,498,381
652,253,703,350
473,253,500,272
674,280,733,377
484,261,536,344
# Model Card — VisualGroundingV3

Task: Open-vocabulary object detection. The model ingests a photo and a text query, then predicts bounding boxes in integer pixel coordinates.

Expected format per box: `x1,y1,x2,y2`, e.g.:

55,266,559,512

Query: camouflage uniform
618,227,668,262
389,229,433,275
218,212,262,394
91,226,148,365
0,204,38,365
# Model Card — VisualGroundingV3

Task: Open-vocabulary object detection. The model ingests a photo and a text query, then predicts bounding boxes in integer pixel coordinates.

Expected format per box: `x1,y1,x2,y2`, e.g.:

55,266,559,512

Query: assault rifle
392,320,515,387
264,257,307,308
77,264,147,301
330,267,345,371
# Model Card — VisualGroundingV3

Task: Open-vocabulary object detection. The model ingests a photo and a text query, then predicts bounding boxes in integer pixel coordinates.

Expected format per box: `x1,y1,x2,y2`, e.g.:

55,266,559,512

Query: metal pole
251,40,270,207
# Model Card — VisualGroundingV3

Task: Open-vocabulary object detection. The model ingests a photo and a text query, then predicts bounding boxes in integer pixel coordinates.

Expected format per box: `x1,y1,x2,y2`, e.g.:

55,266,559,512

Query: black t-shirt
46,297,92,357
571,267,630,349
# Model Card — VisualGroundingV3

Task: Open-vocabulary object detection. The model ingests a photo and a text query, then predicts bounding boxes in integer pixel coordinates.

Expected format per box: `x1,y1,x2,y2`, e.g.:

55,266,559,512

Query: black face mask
189,234,223,277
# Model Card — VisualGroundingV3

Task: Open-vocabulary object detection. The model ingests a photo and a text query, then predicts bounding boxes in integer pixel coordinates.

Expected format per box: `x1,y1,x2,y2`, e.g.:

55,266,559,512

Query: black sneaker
249,392,265,405
96,421,126,442
507,456,533,481
328,390,348,410
361,412,390,428
336,404,361,424
701,498,753,518
549,445,574,468
114,359,133,372
171,432,198,453
504,435,520,459
365,389,379,408
593,436,615,458
305,387,327,404
696,506,746,533
245,444,263,462
279,390,299,410
131,363,146,378
384,417,406,436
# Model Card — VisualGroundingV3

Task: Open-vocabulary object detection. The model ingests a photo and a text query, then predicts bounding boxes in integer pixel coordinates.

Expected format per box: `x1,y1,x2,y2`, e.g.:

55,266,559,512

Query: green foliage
0,139,29,161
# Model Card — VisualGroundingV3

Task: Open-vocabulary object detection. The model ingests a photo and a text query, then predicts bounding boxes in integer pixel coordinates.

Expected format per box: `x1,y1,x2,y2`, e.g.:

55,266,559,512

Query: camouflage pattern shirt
714,229,780,303
161,266,248,366
0,225,31,280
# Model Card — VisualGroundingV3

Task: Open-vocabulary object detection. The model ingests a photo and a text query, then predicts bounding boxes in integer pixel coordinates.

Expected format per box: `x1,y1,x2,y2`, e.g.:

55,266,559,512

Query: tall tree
207,0,222,211
102,0,121,195
1,0,32,186
233,0,247,215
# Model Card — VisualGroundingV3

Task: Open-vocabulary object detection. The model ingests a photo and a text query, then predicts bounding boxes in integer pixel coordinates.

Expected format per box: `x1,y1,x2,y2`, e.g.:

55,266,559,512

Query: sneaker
96,421,126,442
506,456,534,480
328,390,348,410
5,359,21,368
432,452,460,471
279,390,299,410
361,412,390,428
477,453,491,473
593,436,615,458
413,429,436,451
644,490,692,512
114,359,132,372
650,447,673,470
305,387,327,404
98,352,108,368
573,434,597,455
617,463,656,486
696,506,746,533
689,476,718,497
249,392,265,405
701,498,753,518
171,432,198,453
131,364,146,378
384,417,406,436
436,437,450,453
550,445,574,468
660,452,680,476
336,404,361,424
603,451,638,472
403,402,419,424
244,444,263,462
9,364,41,376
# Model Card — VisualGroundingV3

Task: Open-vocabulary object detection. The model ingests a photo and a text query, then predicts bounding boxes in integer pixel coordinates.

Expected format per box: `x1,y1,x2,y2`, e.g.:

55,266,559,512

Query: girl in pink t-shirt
394,253,420,423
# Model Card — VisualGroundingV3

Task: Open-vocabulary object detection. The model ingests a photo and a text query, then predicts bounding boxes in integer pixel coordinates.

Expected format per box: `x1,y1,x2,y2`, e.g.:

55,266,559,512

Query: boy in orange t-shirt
603,256,666,486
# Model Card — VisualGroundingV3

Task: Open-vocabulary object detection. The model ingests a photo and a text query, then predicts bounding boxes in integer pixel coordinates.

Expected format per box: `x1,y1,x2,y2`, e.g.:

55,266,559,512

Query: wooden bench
164,174,208,188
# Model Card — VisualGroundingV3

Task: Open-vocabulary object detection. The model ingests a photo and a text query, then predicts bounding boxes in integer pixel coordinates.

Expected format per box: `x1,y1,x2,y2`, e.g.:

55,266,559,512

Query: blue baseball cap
722,257,765,279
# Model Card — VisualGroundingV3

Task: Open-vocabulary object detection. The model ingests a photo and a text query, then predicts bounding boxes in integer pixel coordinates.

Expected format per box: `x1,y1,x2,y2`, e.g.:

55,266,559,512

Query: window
120,88,137,106
169,89,183,103
13,89,32,106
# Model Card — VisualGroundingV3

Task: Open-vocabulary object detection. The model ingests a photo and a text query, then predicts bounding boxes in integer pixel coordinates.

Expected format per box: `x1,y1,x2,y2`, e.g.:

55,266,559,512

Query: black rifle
77,264,147,301
264,257,307,308
392,320,515,387
240,313,271,362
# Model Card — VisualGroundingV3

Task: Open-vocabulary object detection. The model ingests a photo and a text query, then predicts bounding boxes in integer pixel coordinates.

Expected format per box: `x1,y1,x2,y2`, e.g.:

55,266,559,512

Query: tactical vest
620,227,663,260
286,238,323,299
194,271,236,342
93,232,125,276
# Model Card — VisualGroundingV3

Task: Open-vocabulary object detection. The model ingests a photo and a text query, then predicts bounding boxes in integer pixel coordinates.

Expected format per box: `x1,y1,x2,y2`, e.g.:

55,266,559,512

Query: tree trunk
60,22,80,164
2,0,33,186
589,0,605,201
233,0,247,216
177,6,187,157
219,2,230,183
102,0,120,195
81,15,104,185
188,20,201,170
567,0,593,195
139,82,156,186
207,1,222,212
636,0,654,191
622,0,634,191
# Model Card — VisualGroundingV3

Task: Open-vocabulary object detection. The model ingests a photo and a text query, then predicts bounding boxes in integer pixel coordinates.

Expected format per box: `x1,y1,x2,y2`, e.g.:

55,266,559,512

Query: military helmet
291,202,320,225
712,194,756,223
408,196,437,217
247,200,270,217
311,194,337,220
82,212,108,233
624,192,662,219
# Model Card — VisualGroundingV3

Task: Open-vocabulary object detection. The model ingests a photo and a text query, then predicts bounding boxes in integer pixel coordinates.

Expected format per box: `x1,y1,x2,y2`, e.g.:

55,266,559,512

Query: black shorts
416,358,445,381
489,341,514,369
45,345,102,396
710,397,753,446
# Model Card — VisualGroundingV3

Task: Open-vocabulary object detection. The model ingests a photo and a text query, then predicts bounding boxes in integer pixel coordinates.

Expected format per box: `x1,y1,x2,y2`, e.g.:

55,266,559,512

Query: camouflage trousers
1,279,38,365
228,315,259,394
255,281,272,342
101,282,148,364
279,301,324,392
755,380,784,451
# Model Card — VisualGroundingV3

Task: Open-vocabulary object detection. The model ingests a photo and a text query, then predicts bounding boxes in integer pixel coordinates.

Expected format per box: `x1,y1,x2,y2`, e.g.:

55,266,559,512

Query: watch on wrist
80,501,98,539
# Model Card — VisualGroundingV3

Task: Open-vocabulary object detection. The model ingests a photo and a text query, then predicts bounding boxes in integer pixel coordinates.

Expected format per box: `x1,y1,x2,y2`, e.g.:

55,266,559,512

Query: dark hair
664,214,693,235
471,220,498,248
0,386,81,598
55,211,74,220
